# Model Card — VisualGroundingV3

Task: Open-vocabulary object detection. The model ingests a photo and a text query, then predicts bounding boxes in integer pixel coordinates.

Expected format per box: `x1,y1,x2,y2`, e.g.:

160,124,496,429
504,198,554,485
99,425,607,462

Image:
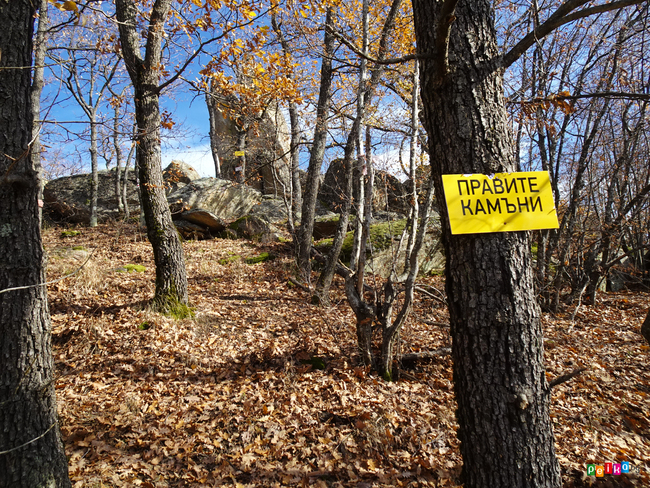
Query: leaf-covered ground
45,223,649,487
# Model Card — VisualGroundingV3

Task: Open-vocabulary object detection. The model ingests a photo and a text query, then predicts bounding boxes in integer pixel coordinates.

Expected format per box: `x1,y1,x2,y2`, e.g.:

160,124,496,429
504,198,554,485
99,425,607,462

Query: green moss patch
218,254,241,265
60,230,81,238
116,264,146,273
245,252,275,264
151,293,195,319
299,356,327,370
315,219,408,263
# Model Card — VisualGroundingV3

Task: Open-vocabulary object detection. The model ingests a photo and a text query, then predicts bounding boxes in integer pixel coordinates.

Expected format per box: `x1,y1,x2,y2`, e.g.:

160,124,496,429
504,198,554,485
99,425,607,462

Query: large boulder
43,169,140,224
318,159,408,215
227,215,278,242
162,161,200,193
314,214,444,278
206,94,292,196
248,195,291,224
373,171,408,214
167,177,262,221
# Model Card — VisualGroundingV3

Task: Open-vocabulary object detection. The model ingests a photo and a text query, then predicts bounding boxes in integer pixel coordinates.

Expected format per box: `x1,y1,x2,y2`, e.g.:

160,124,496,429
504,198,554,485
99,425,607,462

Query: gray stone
178,209,226,233
317,159,408,215
366,228,444,279
163,161,201,193
167,177,262,221
313,214,348,240
43,169,139,224
229,215,274,241
206,95,292,196
249,196,292,224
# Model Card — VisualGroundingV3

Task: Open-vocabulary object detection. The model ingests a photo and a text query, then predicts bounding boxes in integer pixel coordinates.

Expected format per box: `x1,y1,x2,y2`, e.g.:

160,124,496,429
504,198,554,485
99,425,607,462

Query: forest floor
44,223,649,487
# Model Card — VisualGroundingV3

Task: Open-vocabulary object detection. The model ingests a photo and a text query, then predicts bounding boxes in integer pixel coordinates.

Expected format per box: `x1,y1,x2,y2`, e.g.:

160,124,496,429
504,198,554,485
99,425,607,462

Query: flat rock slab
179,209,226,232
168,178,262,221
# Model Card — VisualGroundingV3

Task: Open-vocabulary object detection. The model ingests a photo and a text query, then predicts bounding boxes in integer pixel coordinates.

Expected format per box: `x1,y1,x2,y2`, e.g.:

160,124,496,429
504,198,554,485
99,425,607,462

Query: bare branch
548,368,587,389
512,91,650,104
501,0,646,69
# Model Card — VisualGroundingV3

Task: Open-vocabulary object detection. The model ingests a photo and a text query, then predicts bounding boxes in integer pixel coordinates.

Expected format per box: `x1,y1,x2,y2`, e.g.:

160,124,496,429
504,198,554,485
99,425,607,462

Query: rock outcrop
43,162,420,248
206,92,292,196
167,178,262,221
317,159,408,215
314,213,444,278
162,161,201,193
43,169,139,224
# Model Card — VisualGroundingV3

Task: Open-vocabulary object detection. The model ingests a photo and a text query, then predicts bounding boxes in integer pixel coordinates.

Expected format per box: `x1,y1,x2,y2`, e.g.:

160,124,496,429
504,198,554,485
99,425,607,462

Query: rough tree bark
0,1,71,486
412,0,562,486
295,7,336,282
116,0,189,313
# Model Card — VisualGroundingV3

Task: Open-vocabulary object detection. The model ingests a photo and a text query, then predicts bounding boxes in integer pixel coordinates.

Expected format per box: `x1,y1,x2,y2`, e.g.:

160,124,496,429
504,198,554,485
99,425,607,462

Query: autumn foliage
47,224,649,487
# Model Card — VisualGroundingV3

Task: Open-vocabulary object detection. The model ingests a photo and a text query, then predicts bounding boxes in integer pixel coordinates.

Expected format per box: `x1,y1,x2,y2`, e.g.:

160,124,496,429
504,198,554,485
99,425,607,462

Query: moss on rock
315,219,407,263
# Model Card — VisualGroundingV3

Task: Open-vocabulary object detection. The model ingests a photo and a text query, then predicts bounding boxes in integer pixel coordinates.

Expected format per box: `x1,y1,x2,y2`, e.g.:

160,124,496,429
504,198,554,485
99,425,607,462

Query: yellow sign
441,171,559,234
234,151,245,157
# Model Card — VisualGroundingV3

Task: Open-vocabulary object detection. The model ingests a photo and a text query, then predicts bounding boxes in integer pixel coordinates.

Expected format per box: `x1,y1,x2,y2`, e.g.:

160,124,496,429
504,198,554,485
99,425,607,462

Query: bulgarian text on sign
441,171,559,234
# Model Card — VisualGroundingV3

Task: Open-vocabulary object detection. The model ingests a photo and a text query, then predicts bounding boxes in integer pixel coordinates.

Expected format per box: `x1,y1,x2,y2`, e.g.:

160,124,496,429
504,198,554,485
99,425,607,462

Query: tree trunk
116,0,189,313
0,1,71,486
236,130,246,183
89,117,99,227
113,103,124,215
412,1,562,486
271,10,303,221
30,0,48,197
295,7,335,282
642,309,650,345
206,90,222,178
288,102,302,221
133,87,189,311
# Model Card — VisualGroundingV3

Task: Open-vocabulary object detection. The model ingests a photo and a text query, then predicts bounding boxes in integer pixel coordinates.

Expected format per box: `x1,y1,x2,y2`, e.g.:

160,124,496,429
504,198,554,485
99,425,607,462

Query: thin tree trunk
113,103,124,214
89,117,99,226
349,0,370,277
404,60,420,273
122,133,136,221
412,0,562,485
295,7,336,282
316,0,403,302
61,53,118,227
0,1,71,486
236,130,246,183
30,0,48,198
206,90,222,178
116,0,189,313
271,11,302,221
288,103,302,221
